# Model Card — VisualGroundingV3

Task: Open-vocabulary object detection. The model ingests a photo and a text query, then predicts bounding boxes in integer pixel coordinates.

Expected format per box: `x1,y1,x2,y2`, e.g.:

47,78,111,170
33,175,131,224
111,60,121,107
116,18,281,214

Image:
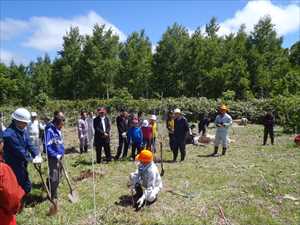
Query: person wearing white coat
129,149,162,210
28,112,43,154
211,105,232,156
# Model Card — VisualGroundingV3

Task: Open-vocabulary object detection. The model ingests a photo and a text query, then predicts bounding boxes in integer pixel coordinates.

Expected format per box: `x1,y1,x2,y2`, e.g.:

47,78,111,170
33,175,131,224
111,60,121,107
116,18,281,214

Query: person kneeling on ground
129,149,162,210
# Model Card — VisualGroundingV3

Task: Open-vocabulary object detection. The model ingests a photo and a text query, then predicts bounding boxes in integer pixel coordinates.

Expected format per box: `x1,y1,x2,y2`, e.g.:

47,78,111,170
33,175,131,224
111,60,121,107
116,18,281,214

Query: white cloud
218,0,300,36
0,18,29,41
1,11,126,51
0,49,28,65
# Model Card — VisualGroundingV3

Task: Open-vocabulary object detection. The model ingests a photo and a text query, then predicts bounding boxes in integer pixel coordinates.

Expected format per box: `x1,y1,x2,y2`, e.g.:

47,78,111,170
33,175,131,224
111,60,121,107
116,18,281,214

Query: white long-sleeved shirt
130,162,163,202
215,113,232,135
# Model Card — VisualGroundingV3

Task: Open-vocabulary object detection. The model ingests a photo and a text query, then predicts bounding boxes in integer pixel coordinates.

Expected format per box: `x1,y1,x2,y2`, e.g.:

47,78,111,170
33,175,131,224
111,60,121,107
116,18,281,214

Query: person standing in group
166,111,175,152
86,111,95,149
198,113,210,136
128,119,143,160
3,108,39,194
138,111,145,127
141,120,152,150
28,112,42,154
93,107,112,163
173,108,189,162
44,113,65,203
149,115,157,153
77,111,88,154
210,105,232,156
263,110,275,145
115,109,129,160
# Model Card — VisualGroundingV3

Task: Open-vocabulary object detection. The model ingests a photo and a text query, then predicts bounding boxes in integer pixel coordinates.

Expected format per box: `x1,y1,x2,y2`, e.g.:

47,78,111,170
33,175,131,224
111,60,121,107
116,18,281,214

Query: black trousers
173,139,186,161
95,141,112,163
131,143,142,159
168,133,175,151
263,127,274,145
115,134,129,159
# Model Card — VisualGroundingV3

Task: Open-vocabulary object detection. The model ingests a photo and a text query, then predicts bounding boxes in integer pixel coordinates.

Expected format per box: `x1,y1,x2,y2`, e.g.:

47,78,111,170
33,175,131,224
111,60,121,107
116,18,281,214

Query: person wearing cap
77,111,88,154
0,130,26,225
3,108,39,194
262,110,275,145
127,119,143,160
28,112,43,154
149,115,158,153
129,149,162,210
115,109,129,160
211,105,232,156
44,113,65,202
141,120,152,150
166,111,175,152
173,108,189,162
93,107,112,163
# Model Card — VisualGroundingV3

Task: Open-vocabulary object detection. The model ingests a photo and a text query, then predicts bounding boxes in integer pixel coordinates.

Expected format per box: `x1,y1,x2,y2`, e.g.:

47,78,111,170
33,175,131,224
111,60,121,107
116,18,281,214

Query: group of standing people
75,108,159,163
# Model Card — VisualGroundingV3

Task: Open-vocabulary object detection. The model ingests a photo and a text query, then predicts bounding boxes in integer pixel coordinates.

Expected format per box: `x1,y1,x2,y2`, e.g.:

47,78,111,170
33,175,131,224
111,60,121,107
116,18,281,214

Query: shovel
59,161,79,203
33,163,58,215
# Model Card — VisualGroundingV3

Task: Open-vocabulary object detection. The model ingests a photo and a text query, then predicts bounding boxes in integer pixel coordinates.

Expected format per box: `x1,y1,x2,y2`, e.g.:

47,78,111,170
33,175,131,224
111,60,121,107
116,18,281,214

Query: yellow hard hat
135,150,153,163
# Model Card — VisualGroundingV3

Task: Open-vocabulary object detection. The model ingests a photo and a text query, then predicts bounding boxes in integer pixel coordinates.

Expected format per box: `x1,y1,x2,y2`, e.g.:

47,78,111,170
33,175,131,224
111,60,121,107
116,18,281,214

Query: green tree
116,30,152,98
152,23,190,97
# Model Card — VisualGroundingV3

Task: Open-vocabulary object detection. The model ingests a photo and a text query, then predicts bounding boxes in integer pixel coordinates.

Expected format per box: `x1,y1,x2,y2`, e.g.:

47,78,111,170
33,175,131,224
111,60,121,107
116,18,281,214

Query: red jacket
141,127,152,140
295,134,300,146
0,159,25,225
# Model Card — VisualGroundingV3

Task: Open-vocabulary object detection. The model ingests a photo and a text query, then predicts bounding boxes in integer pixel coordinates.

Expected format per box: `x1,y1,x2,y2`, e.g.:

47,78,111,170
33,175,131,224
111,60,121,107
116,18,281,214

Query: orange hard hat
135,150,153,163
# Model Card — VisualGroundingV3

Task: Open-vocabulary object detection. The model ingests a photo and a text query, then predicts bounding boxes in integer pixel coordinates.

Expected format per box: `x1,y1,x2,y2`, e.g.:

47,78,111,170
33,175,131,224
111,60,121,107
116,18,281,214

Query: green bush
1,96,299,133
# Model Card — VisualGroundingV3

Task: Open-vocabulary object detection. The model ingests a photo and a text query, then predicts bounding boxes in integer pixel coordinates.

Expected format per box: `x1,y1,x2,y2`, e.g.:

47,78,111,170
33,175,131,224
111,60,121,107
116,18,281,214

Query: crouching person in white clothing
129,149,162,210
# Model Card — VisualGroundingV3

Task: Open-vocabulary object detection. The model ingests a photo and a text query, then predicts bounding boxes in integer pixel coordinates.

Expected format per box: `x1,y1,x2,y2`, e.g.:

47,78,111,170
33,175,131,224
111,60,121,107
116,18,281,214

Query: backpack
0,161,25,215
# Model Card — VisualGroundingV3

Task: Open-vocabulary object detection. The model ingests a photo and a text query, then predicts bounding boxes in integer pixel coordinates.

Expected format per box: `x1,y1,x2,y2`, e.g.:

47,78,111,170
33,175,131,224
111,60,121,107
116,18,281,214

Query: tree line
1,16,299,105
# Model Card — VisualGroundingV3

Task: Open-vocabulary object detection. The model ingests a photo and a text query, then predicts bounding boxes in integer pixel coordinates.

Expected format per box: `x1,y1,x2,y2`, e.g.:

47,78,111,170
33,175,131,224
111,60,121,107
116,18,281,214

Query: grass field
17,123,300,225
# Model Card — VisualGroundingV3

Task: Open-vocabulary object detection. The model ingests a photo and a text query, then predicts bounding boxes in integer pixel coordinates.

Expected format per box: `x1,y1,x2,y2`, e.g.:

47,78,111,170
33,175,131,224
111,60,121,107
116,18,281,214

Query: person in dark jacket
198,113,210,136
93,107,112,163
115,109,129,160
173,108,189,162
3,108,39,194
45,114,65,201
263,111,275,145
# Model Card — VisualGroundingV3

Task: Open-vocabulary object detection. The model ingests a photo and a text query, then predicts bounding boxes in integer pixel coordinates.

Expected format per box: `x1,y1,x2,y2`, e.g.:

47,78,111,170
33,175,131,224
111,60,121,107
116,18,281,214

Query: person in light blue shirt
211,105,232,156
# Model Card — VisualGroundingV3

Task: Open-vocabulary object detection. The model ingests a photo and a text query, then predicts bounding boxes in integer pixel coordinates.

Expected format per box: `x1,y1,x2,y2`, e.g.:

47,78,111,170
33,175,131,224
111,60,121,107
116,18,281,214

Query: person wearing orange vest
129,149,162,210
0,131,25,225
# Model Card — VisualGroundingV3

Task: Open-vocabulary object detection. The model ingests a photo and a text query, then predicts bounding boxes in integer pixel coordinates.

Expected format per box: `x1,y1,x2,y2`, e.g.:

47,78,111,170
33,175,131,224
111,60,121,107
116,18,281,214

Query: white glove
32,155,43,164
122,132,127,138
80,135,84,139
137,194,146,208
56,154,62,160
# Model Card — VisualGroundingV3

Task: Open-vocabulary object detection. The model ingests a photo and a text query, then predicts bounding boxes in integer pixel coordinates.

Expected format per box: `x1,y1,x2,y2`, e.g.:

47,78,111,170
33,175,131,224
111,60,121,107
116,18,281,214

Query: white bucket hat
174,108,181,114
150,115,157,121
31,112,37,117
142,120,149,127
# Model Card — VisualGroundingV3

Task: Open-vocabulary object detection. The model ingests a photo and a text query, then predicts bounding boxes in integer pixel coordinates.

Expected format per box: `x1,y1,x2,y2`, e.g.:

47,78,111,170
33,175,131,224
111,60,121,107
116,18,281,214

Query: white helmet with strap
11,108,31,123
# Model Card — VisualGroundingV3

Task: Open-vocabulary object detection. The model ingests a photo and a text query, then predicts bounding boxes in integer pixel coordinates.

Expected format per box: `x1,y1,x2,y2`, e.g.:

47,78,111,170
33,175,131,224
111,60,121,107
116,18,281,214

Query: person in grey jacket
77,111,88,153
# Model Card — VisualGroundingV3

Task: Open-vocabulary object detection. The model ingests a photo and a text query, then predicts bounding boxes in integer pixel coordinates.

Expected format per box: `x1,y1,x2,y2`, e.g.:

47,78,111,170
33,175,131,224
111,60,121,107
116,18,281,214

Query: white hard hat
11,108,31,123
142,120,149,127
31,112,37,117
150,115,157,121
174,108,181,114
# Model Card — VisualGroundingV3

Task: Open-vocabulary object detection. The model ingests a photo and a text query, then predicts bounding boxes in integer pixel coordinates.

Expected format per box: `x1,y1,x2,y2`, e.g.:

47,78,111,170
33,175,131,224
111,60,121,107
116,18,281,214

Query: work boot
222,148,227,156
210,147,218,156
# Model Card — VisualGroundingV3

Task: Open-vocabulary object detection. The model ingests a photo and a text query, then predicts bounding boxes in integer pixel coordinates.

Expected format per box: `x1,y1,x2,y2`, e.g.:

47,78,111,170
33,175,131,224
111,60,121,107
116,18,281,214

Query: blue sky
1,0,299,65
